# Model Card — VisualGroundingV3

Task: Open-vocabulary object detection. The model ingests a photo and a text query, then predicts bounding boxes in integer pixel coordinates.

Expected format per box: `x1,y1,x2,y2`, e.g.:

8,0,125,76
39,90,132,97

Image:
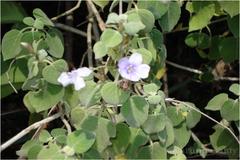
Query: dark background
1,1,239,159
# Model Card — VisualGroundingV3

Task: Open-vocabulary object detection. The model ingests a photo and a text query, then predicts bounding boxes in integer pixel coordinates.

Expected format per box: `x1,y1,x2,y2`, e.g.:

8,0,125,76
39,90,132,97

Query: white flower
118,53,150,81
58,67,92,90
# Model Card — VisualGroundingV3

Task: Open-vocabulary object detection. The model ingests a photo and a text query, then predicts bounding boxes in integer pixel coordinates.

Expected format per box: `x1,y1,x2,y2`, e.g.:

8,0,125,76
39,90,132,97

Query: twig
166,60,240,82
1,112,61,152
6,59,18,94
87,0,106,31
165,98,240,145
55,23,96,40
119,0,123,15
61,116,72,135
1,109,26,117
80,51,88,67
87,4,94,68
163,73,169,97
51,0,81,21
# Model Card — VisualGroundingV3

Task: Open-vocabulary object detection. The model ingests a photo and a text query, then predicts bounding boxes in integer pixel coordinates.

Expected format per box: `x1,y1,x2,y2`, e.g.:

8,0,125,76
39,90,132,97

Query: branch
61,116,72,135
166,60,240,82
87,0,106,31
165,98,240,145
87,4,94,68
0,112,61,152
51,0,81,21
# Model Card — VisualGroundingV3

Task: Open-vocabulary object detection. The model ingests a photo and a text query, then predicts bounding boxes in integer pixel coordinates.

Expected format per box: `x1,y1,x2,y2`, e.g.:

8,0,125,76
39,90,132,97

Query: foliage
1,1,239,159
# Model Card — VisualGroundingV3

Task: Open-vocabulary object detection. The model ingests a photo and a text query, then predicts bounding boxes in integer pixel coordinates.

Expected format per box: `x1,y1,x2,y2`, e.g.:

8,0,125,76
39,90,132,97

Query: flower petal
136,64,150,79
118,57,129,69
118,68,140,82
75,67,92,77
58,72,72,87
129,53,142,65
73,76,86,90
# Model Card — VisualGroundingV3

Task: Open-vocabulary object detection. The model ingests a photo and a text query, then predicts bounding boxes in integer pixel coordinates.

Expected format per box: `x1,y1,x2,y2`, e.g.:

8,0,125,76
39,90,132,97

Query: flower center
126,64,135,74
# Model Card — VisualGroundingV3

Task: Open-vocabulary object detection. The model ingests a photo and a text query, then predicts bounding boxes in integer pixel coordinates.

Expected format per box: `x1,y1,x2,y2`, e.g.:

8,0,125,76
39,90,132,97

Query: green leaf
93,41,108,59
218,1,239,17
100,29,123,48
169,153,187,160
16,140,40,157
174,123,191,148
210,125,235,152
27,144,42,159
21,31,43,43
137,1,169,19
143,83,160,95
2,29,23,61
185,103,201,128
37,143,65,159
220,99,239,121
1,2,26,23
137,142,167,159
208,36,222,60
229,83,240,96
126,128,148,159
33,18,44,29
227,14,239,38
188,2,215,32
112,123,131,154
205,93,228,111
121,95,149,127
51,128,67,144
23,84,64,113
33,8,54,26
167,106,185,126
185,32,210,49
132,9,155,33
123,21,145,35
93,0,109,9
219,37,239,63
70,107,86,129
81,116,116,152
150,29,163,48
78,81,101,107
42,59,68,85
147,95,162,105
101,82,130,105
67,129,95,154
63,86,80,109
142,114,167,134
158,120,175,147
158,1,181,32
106,12,120,24
46,28,64,58
38,129,52,143
23,17,35,26
134,48,153,64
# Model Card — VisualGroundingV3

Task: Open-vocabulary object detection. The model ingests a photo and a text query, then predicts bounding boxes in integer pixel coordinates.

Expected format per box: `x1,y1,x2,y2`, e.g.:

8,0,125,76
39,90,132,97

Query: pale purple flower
57,67,92,90
118,53,150,81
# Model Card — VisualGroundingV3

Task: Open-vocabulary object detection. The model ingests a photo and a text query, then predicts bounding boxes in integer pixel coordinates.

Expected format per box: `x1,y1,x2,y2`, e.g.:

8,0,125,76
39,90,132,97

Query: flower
57,67,92,90
118,53,150,81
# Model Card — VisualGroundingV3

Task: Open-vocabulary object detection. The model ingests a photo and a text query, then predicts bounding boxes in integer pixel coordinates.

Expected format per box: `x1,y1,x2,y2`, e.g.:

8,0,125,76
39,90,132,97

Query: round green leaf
101,82,130,105
70,107,86,129
121,95,149,127
123,21,145,35
174,123,191,149
100,29,123,48
185,32,210,49
205,93,228,111
93,41,108,59
42,59,68,85
143,83,160,95
79,81,102,107
33,8,54,26
37,143,65,159
46,28,64,58
38,129,52,143
220,99,239,121
185,103,201,128
51,128,67,144
2,29,23,61
33,18,44,29
24,84,65,113
142,114,167,134
158,1,181,32
229,83,240,96
227,14,239,38
219,37,238,62
135,48,153,64
167,106,185,126
23,17,34,26
67,130,96,154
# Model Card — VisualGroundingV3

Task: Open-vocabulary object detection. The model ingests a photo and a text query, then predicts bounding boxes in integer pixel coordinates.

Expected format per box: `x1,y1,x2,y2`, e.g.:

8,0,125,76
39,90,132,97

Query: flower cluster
58,67,92,90
118,53,150,81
